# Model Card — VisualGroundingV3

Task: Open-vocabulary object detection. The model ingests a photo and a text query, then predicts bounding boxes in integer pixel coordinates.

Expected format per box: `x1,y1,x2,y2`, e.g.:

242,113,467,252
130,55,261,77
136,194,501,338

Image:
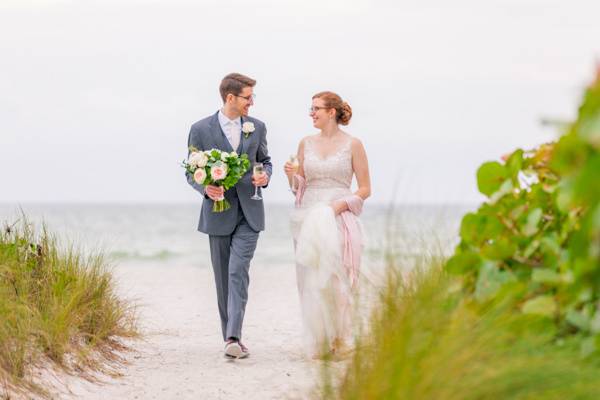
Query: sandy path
63,261,322,400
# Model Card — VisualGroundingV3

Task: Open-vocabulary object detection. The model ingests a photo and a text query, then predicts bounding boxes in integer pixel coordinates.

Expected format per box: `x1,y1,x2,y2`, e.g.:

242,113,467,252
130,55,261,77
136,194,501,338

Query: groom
185,73,272,359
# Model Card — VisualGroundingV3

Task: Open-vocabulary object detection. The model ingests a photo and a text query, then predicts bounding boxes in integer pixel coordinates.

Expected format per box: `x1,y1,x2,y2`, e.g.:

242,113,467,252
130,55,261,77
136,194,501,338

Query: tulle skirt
290,187,355,356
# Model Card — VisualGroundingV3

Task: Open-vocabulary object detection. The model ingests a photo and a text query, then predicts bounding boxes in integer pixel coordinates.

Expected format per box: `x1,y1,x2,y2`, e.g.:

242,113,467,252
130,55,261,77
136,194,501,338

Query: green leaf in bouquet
477,161,509,196
210,149,221,159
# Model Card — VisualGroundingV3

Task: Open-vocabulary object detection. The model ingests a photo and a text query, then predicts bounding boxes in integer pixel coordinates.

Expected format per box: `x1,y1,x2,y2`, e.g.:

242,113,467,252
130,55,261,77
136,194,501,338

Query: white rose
220,152,229,162
229,151,238,158
193,168,207,184
189,151,208,168
242,122,255,134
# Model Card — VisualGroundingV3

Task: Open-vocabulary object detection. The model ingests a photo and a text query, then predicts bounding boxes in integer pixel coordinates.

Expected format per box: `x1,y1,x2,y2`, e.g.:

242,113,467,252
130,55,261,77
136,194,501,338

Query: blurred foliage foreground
328,67,600,399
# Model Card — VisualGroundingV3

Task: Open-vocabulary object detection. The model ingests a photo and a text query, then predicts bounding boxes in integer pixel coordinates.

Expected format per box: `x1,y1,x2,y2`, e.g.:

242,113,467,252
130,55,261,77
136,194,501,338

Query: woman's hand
284,161,297,179
330,200,347,216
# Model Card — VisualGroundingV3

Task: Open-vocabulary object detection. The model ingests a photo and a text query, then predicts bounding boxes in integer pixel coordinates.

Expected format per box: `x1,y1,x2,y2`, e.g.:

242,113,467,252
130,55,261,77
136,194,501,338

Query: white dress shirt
218,110,241,151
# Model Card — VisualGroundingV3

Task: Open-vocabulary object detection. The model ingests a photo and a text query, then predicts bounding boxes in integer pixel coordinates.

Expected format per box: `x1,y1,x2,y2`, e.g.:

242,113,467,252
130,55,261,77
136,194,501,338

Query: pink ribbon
340,195,363,288
293,174,306,208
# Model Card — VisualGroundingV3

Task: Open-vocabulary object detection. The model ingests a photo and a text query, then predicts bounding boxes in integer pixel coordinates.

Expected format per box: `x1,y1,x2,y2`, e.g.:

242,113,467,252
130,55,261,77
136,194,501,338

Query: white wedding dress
290,137,359,356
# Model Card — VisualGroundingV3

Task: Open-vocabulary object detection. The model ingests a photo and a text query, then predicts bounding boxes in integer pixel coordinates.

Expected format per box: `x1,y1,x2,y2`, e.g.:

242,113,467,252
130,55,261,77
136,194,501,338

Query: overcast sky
1,0,599,205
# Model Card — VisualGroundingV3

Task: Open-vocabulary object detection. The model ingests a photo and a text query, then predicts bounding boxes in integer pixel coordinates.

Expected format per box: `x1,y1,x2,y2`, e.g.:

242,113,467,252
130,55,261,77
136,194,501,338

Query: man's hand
205,185,224,201
252,173,269,187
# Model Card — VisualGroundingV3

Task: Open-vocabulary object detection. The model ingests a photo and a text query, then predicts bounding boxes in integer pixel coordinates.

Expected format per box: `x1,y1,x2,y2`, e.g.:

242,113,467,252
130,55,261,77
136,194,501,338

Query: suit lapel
209,111,234,152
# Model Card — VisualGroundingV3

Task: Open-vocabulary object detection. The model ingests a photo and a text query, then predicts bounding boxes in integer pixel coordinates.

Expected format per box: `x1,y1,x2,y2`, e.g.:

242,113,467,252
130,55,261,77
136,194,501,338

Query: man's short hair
219,73,256,102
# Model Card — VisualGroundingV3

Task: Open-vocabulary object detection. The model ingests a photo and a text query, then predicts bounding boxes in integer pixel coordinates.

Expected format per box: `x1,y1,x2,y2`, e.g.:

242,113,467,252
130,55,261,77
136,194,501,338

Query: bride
284,91,371,358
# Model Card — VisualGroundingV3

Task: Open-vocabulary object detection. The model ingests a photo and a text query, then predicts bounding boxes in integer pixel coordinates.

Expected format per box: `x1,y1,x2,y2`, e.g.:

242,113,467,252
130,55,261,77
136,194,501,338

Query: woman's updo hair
312,91,352,125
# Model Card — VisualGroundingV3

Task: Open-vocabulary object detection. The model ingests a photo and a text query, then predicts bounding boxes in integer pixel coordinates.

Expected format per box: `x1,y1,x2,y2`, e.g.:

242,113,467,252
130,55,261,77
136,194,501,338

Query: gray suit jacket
185,111,272,236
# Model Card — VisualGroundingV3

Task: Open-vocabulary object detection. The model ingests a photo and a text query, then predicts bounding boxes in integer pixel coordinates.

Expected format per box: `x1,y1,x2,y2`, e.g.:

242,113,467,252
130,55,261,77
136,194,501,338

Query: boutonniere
242,122,255,139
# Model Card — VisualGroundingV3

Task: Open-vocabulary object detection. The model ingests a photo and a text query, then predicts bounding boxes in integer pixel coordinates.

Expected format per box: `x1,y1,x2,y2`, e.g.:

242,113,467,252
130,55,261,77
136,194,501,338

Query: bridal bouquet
183,147,251,212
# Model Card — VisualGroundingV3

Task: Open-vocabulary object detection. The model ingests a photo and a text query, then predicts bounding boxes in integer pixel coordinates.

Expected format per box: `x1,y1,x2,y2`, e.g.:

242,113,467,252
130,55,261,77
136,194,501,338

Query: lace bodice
303,137,353,190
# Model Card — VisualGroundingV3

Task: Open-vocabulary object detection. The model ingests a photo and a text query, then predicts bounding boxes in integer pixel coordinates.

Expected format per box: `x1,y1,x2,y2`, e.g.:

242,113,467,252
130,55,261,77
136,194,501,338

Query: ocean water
0,203,475,269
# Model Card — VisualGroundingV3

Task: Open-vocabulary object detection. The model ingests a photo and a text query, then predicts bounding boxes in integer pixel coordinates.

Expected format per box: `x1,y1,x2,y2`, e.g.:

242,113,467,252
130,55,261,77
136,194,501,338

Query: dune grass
0,218,137,398
324,257,600,400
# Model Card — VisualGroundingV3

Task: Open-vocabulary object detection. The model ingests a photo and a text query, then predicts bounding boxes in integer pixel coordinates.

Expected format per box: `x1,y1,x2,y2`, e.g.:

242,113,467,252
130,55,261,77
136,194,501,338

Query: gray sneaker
224,341,242,358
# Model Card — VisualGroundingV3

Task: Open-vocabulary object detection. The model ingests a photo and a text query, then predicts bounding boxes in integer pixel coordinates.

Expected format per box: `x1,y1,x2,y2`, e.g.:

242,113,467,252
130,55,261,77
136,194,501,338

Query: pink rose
193,168,207,184
210,162,228,181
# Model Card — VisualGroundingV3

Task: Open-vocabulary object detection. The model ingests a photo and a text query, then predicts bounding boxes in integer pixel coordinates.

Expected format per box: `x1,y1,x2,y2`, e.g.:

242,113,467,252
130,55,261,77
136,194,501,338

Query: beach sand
59,261,326,400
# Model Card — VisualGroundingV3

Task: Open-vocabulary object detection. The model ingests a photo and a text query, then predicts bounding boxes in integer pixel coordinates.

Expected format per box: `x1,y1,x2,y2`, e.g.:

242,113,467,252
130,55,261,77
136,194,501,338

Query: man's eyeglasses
234,93,256,101
309,106,329,113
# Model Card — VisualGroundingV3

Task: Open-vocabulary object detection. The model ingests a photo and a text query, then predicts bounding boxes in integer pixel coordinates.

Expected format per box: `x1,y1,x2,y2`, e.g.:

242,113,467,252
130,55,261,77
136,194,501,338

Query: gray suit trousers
209,207,259,341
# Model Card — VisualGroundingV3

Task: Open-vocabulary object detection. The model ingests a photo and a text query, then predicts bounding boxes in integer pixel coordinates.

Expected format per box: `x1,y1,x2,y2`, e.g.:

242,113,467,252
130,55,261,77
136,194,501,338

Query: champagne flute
251,162,264,200
289,155,299,172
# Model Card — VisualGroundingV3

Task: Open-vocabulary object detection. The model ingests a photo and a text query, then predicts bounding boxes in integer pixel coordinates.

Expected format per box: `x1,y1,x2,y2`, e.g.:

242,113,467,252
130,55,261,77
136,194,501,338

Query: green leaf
579,112,600,148
488,179,514,204
522,208,543,236
477,161,509,197
459,213,481,244
446,251,481,275
459,212,504,245
523,239,540,258
506,149,524,181
481,237,517,260
566,309,591,332
531,269,561,284
474,261,516,301
521,295,556,317
540,234,561,255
